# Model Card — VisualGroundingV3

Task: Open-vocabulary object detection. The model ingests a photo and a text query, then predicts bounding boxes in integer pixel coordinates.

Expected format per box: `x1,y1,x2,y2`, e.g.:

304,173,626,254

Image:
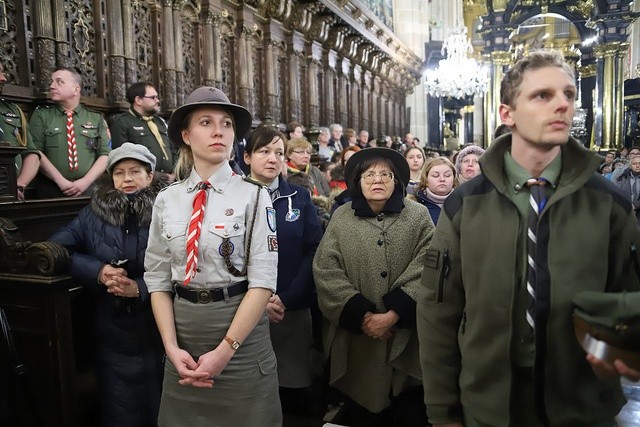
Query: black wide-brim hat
344,147,410,189
167,86,253,147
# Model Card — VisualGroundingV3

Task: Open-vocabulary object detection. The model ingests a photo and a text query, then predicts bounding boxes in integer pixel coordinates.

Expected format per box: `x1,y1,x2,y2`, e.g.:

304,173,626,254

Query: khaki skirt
158,293,282,427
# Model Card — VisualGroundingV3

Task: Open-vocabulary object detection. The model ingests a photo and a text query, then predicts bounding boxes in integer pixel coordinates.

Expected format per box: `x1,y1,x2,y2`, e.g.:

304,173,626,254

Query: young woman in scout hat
144,87,281,426
50,143,166,426
312,147,434,426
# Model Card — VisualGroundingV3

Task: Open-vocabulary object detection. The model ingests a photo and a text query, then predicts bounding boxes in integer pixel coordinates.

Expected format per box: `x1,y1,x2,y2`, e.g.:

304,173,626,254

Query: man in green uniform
0,62,40,199
417,50,640,426
26,67,110,197
110,82,176,182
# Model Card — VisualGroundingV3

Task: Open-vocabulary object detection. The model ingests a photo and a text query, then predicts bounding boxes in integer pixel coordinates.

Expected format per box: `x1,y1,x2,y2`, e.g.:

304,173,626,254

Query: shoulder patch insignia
267,235,278,252
266,207,277,232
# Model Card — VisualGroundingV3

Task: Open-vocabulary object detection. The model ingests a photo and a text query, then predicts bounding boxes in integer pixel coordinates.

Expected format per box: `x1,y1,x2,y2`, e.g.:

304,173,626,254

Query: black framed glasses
142,95,159,100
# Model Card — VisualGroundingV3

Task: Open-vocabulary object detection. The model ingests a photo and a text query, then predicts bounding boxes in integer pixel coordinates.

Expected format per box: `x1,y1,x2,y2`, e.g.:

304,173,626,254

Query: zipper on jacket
630,243,640,284
437,248,450,303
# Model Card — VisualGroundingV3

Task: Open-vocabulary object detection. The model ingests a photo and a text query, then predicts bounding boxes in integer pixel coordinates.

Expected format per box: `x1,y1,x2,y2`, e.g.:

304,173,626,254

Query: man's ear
499,103,514,127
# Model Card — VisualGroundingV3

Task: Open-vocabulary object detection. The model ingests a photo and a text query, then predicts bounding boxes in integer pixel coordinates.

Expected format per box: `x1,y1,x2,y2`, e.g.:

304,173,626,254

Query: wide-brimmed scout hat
107,142,156,174
167,86,253,147
344,147,410,189
572,291,640,370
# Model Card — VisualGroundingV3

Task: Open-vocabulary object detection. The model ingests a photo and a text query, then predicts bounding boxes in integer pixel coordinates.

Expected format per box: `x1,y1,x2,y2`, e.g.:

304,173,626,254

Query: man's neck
510,136,562,178
133,106,152,117
59,99,80,111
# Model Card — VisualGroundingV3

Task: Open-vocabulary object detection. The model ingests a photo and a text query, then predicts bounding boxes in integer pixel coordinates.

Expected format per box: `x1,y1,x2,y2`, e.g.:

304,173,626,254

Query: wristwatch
224,335,240,350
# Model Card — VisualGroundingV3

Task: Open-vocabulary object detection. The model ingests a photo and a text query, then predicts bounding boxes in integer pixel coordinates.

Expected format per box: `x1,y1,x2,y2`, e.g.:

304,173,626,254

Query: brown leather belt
573,314,640,371
175,280,249,304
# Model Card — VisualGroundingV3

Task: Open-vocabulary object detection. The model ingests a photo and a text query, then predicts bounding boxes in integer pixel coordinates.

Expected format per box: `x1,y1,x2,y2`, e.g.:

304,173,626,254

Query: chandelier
425,26,489,99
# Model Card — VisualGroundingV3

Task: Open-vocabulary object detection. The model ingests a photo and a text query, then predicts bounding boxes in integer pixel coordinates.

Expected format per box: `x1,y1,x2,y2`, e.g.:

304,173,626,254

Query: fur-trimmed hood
90,175,168,227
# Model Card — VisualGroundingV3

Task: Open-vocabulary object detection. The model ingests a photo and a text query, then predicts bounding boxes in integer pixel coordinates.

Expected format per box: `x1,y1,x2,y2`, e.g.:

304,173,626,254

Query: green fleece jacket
417,135,640,425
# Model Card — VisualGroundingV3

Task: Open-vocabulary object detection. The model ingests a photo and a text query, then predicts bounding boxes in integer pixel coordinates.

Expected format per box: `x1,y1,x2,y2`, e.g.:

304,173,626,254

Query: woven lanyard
142,115,169,160
184,181,211,285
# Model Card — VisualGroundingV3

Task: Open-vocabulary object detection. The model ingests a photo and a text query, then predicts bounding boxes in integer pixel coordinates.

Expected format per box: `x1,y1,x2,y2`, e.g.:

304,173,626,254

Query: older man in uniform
27,67,110,197
110,82,175,181
0,62,40,199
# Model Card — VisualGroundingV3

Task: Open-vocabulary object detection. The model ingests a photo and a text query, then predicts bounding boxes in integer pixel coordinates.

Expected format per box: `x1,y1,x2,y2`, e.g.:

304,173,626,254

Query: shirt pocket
44,126,64,148
205,217,246,266
77,128,100,151
161,221,188,264
1,116,22,140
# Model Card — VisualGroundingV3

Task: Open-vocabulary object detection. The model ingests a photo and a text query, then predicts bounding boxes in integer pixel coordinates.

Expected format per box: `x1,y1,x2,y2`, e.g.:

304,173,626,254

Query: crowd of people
3,49,640,427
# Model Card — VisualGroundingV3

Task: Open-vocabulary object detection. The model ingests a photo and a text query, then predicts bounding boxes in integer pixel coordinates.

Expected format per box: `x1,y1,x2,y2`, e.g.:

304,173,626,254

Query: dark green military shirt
29,103,110,180
0,99,39,169
110,110,176,173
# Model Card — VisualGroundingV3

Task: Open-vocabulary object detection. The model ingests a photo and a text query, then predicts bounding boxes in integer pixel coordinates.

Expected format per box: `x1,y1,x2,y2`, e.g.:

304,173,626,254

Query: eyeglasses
361,171,394,184
142,95,159,100
292,149,312,155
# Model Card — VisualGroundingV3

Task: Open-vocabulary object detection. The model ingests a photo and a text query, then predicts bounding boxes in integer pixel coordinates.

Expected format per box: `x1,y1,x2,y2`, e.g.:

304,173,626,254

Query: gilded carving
567,0,594,19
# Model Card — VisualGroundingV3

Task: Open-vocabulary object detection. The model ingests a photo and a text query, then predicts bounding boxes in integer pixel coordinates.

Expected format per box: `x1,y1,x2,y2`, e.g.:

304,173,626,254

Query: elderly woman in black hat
144,87,281,426
50,143,166,426
312,147,434,426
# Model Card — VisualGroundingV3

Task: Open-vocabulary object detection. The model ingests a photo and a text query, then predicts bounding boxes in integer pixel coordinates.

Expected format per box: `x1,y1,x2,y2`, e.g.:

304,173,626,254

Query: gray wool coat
313,199,434,412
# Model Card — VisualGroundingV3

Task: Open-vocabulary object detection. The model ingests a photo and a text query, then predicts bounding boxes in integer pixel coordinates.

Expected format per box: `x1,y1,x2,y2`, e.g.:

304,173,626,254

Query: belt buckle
197,290,211,304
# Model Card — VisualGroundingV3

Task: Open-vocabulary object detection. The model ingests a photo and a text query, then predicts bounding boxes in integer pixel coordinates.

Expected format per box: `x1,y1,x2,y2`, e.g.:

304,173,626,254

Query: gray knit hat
455,145,485,176
107,142,156,174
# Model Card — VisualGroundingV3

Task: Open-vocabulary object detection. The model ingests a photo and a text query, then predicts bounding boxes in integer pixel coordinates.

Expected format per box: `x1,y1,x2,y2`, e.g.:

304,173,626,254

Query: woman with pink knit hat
455,144,485,184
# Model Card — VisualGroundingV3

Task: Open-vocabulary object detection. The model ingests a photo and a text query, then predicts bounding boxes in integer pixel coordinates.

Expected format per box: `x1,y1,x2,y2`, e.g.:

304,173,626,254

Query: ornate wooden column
350,64,361,131
107,0,126,103
121,0,136,87
263,39,279,123
237,26,254,113
287,33,304,123
32,0,56,94
202,9,216,86
338,57,350,127
306,42,322,128
211,12,223,88
362,70,372,133
173,3,185,106
323,50,337,126
162,0,177,109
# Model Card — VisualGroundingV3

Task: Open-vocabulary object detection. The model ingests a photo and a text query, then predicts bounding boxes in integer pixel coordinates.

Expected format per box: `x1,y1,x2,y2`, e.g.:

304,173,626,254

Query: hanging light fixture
425,26,489,99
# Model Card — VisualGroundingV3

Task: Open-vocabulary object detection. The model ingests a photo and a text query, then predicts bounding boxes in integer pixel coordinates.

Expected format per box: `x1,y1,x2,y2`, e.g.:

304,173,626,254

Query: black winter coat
50,175,166,426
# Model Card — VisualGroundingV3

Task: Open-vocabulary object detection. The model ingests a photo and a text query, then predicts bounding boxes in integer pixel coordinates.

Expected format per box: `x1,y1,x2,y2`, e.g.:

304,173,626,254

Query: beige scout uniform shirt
144,162,277,293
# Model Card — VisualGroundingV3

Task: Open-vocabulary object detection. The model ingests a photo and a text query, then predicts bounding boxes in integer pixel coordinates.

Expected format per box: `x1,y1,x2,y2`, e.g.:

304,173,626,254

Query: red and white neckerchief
66,110,78,170
184,181,211,285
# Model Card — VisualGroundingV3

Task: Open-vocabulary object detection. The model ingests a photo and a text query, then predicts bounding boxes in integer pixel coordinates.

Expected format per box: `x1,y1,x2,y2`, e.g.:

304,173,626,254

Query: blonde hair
174,145,195,181
286,137,312,159
418,156,457,192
